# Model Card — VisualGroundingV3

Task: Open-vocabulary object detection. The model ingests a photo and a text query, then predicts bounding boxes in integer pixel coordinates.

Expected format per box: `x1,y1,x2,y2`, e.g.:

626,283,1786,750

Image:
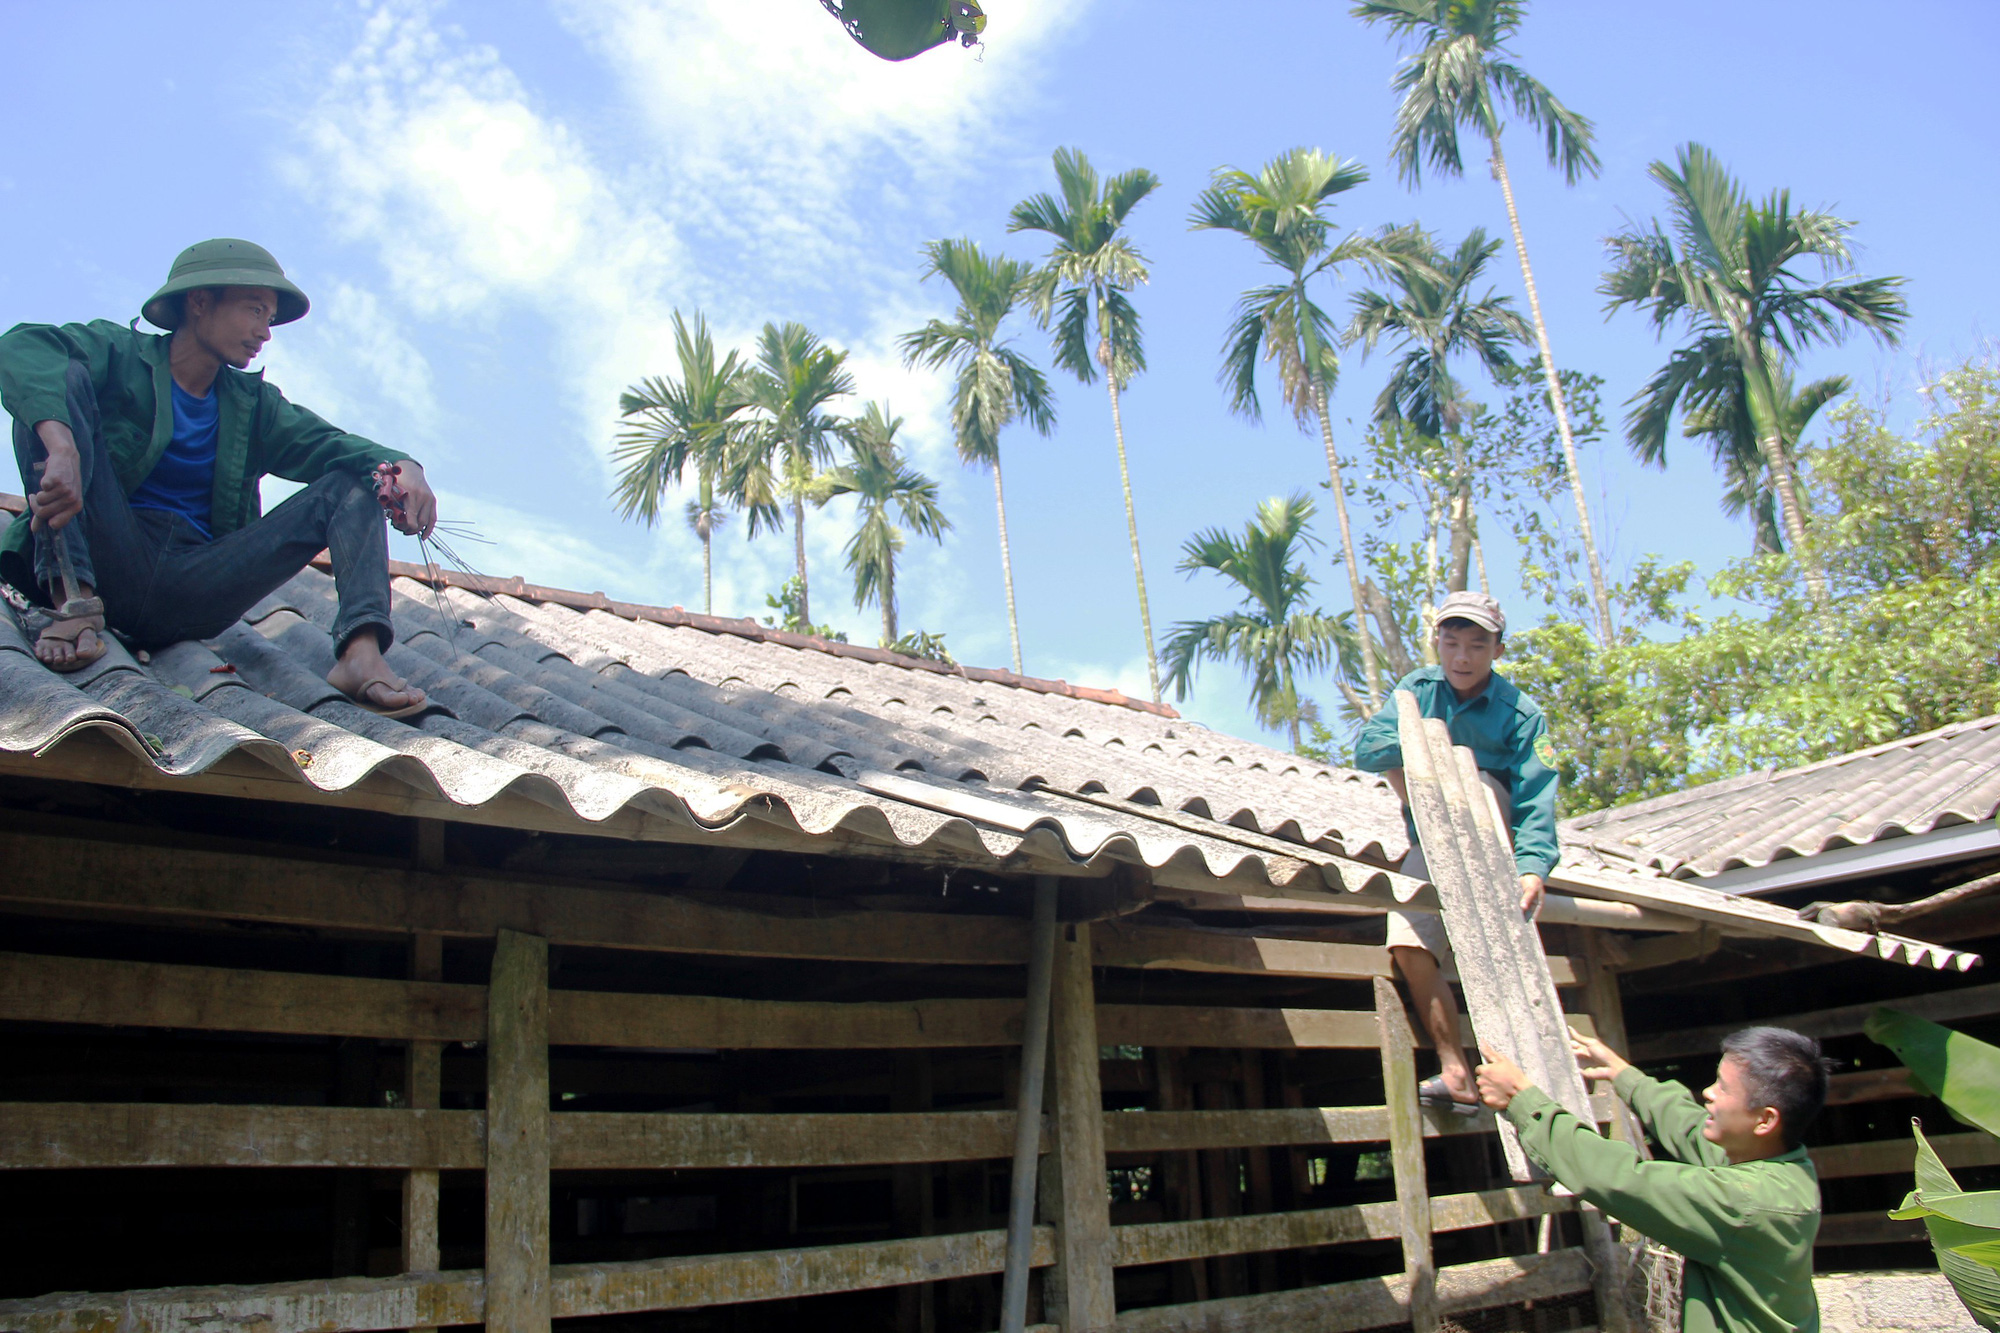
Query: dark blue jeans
10,361,395,652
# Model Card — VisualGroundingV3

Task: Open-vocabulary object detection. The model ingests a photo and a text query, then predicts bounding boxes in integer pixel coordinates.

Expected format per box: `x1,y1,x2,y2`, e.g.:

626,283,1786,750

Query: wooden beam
550,991,1025,1049
0,828,1035,966
1826,1066,1918,1107
0,950,486,1041
1095,922,1390,980
1374,977,1437,1333
1097,1004,1380,1050
1816,1210,1926,1248
1105,1187,1571,1268
0,1229,1060,1333
0,1103,483,1170
1810,1131,2000,1181
1630,979,2000,1062
1102,1107,1389,1154
0,1105,1041,1172
1110,1249,1592,1333
486,930,550,1333
1041,924,1115,1332
406,929,444,1300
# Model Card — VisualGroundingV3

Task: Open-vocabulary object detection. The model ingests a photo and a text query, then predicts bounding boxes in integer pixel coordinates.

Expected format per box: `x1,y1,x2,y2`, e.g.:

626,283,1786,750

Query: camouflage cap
1435,590,1505,635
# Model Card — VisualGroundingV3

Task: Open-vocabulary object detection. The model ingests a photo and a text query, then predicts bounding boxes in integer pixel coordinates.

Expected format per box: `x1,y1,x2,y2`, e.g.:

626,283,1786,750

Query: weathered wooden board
1809,1130,2000,1181
1041,925,1116,1332
1631,980,2000,1062
0,1229,1059,1333
485,930,550,1333
1104,1187,1567,1268
1376,976,1437,1333
1101,1107,1390,1154
1109,1249,1593,1333
1097,1004,1379,1050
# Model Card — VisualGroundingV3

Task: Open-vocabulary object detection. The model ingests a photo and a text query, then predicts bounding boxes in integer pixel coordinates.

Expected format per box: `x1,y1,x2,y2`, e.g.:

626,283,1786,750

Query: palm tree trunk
792,494,810,628
702,528,713,616
1446,472,1474,594
1489,135,1616,646
882,553,897,645
1314,388,1382,712
1105,371,1162,702
1422,494,1442,666
992,458,1024,675
1474,531,1491,595
1743,354,1833,611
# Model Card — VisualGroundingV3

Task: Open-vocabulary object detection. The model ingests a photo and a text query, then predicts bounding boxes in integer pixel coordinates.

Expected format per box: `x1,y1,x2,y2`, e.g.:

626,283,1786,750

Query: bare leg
1391,944,1474,1101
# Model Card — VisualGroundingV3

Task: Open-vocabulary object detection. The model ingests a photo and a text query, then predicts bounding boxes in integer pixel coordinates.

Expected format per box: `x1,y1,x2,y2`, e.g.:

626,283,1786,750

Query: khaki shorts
1384,772,1512,969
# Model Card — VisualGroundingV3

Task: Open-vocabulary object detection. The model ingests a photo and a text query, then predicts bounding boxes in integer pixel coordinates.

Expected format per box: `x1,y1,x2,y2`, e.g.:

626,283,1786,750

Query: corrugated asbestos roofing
0,494,1980,971
0,543,1416,897
1562,716,2000,878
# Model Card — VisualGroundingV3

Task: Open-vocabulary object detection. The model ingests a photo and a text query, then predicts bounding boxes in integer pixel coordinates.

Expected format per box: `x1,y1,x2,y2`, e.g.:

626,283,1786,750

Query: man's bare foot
326,634,426,717
36,609,108,672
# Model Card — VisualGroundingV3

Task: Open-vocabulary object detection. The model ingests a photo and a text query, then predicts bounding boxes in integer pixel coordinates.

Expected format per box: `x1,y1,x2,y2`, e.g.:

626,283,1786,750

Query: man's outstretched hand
1569,1026,1632,1083
389,460,437,538
1520,873,1545,918
1475,1045,1534,1111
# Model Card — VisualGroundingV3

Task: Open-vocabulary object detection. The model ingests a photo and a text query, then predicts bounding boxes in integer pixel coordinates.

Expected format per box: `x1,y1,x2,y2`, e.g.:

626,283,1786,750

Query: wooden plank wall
0,827,1622,1333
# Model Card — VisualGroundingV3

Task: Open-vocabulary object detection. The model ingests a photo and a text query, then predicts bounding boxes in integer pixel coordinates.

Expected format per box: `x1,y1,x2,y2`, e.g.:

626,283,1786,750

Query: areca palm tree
611,311,765,615
1602,142,1907,608
1162,493,1358,751
1347,227,1529,596
817,402,952,646
1009,147,1165,700
1190,146,1408,713
899,238,1056,674
1676,357,1850,556
734,321,857,629
1354,0,1615,645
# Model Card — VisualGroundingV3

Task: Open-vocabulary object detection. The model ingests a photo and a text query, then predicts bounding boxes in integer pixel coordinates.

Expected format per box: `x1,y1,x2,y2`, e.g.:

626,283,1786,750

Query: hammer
34,462,105,623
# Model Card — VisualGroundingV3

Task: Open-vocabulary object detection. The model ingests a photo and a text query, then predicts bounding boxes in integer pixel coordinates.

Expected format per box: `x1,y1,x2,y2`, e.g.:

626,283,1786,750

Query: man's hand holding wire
388,460,437,538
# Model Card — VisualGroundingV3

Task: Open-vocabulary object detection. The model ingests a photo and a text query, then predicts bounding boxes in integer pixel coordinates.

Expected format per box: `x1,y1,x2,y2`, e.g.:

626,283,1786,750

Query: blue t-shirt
128,378,219,538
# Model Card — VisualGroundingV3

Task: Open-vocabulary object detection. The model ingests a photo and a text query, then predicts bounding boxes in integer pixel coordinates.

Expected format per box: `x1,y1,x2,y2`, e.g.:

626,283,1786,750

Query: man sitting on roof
1353,589,1559,1113
1477,1025,1829,1333
1,239,430,716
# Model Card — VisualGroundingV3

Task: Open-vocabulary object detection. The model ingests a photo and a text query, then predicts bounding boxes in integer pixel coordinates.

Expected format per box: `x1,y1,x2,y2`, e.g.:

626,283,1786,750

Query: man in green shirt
1477,1025,1830,1333
3,239,432,714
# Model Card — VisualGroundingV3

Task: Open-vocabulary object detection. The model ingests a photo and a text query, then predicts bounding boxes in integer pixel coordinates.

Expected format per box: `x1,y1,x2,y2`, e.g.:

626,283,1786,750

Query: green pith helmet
819,0,984,61
141,238,310,331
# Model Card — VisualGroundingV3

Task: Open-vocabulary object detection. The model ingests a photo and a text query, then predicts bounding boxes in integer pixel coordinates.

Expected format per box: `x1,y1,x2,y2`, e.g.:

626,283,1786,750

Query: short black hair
1720,1026,1834,1149
1436,615,1502,642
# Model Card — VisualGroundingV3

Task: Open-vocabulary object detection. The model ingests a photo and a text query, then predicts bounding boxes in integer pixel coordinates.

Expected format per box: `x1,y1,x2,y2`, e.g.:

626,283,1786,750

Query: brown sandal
36,610,109,673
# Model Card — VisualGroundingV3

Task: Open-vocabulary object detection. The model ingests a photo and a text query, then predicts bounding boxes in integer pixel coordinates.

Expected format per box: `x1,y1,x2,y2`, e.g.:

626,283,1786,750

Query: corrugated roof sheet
0,494,1978,971
1562,716,2000,878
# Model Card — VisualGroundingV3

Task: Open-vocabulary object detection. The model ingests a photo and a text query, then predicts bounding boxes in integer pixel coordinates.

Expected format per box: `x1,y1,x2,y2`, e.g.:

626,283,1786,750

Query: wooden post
1038,922,1114,1332
1375,978,1438,1333
1580,930,1646,1151
1150,1047,1208,1305
485,930,550,1333
1001,876,1059,1333
404,932,444,1323
893,1051,937,1333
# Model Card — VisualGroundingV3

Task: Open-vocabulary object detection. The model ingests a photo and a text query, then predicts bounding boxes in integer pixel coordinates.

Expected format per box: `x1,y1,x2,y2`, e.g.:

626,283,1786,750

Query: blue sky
5,0,1995,748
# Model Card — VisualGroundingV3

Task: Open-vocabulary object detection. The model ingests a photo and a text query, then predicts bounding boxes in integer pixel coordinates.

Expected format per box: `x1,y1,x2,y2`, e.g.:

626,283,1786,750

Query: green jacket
1506,1067,1821,1333
0,319,410,594
1353,665,1561,879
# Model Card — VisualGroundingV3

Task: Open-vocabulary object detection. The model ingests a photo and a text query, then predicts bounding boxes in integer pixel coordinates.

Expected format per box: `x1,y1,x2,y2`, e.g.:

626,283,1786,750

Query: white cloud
257,282,441,456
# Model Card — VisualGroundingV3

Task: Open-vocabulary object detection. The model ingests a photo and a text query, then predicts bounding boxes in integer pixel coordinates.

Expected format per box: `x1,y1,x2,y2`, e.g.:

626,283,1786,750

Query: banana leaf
1866,1007,2000,1135
1887,1122,2000,1330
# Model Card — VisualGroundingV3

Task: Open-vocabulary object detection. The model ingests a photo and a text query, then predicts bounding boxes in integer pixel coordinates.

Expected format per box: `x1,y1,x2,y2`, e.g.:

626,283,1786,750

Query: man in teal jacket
1477,1026,1829,1333
1354,590,1559,1112
2,239,431,714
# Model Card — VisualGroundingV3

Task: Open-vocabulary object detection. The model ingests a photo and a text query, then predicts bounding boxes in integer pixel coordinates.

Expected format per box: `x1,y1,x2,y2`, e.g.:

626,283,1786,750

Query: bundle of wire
371,462,493,649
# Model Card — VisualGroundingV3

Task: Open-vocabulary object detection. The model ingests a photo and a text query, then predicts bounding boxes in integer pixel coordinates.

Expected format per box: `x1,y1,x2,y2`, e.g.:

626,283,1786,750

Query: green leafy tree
899,238,1056,673
1010,147,1165,700
1506,360,2000,813
1190,146,1407,712
816,402,952,647
763,577,847,642
1353,0,1616,645
1162,493,1360,751
735,322,858,630
610,311,765,615
1347,227,1529,612
1601,142,1908,610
